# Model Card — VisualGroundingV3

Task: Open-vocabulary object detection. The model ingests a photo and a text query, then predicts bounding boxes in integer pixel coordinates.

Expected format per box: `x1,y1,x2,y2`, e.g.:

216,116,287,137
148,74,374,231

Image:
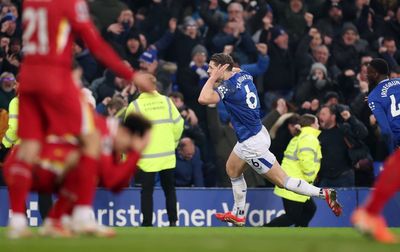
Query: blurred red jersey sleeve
99,151,141,192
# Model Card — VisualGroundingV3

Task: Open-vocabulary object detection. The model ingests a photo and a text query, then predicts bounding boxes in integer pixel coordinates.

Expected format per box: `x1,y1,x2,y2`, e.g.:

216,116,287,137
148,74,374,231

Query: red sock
74,154,98,205
47,194,74,221
47,155,97,220
4,159,33,214
365,150,400,215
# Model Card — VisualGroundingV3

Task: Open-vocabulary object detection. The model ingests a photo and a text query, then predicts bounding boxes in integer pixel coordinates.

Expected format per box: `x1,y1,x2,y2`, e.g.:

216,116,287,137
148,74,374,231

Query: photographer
169,91,199,127
317,104,368,187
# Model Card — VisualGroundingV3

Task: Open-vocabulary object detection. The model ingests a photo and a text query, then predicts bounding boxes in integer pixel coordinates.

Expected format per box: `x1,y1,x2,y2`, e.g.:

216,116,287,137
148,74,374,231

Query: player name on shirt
236,74,253,88
380,79,400,98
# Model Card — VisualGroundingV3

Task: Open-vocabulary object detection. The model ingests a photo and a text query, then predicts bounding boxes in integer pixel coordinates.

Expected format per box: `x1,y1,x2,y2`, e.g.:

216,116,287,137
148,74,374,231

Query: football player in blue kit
351,58,400,243
198,53,342,226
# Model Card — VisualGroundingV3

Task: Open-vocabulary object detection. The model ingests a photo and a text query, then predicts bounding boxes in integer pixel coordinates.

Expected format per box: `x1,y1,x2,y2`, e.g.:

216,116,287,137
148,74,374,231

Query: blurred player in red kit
6,0,149,238
4,112,152,238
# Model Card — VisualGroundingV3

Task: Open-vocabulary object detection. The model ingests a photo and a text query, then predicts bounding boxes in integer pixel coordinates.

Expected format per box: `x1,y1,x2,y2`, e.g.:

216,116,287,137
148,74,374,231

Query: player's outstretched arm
198,64,228,105
99,151,140,192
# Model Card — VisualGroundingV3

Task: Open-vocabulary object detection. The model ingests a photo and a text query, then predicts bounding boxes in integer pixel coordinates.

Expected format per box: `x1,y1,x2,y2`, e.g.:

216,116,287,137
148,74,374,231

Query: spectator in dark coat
175,137,205,187
124,30,144,69
263,26,295,112
95,71,125,104
252,6,274,45
197,0,227,50
104,8,137,46
379,37,400,70
295,63,339,105
332,23,367,72
295,28,323,83
212,20,257,64
356,5,384,52
88,0,128,30
74,40,99,83
318,105,368,187
138,0,171,44
315,2,344,44
269,0,314,50
297,42,341,84
155,17,203,69
383,6,400,47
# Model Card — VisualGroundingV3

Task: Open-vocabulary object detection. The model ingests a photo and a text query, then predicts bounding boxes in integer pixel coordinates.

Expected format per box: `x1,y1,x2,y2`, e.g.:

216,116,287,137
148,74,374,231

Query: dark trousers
140,169,177,226
264,198,316,227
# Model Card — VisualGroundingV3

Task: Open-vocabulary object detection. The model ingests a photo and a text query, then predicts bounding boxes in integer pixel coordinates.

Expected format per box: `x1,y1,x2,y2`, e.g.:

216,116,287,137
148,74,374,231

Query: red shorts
17,65,95,141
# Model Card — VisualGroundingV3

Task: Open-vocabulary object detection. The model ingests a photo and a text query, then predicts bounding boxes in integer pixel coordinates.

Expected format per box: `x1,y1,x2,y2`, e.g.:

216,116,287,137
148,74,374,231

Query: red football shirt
22,0,134,80
96,115,140,191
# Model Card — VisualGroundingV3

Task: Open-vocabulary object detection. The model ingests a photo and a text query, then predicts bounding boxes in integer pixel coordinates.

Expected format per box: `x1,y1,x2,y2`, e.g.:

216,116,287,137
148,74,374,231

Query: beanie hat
139,48,158,63
342,22,358,35
191,44,208,58
270,25,286,42
310,62,327,77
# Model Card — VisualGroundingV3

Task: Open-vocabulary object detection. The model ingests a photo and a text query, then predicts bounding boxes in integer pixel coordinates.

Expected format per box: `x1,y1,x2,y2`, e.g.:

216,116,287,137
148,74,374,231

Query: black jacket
319,115,368,179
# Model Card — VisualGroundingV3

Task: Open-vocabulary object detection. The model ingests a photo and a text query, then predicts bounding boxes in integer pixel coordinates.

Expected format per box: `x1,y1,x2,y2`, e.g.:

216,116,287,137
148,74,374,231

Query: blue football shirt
368,78,400,152
215,71,262,142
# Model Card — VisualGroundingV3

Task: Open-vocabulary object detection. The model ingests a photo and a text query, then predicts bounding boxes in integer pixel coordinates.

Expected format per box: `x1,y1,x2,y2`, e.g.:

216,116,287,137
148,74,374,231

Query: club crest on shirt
217,85,228,98
368,101,376,111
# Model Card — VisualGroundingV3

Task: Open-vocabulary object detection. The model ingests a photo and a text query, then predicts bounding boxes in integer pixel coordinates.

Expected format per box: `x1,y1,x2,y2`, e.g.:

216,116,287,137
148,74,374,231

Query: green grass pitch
1,227,399,252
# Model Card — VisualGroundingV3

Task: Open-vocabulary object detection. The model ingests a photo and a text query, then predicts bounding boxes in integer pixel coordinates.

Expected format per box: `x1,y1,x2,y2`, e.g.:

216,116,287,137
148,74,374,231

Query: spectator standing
0,71,15,110
316,2,344,44
73,41,98,83
318,105,368,187
379,37,400,70
125,75,183,227
295,63,338,104
263,26,295,112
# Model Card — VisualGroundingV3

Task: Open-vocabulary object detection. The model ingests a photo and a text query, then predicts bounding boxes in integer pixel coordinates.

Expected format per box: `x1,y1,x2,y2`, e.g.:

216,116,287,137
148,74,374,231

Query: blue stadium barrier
0,187,399,227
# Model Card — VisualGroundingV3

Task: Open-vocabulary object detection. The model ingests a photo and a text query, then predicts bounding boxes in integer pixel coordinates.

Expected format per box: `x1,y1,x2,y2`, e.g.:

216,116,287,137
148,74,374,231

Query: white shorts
233,126,276,174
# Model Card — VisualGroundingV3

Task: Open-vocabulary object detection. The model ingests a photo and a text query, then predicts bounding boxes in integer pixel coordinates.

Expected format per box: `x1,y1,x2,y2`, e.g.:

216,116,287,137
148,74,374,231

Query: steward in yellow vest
266,114,321,227
125,74,183,227
2,97,19,148
125,91,183,172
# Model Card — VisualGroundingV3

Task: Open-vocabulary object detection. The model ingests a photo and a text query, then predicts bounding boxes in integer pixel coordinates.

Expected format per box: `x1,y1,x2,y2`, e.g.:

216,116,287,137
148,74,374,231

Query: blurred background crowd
1,0,400,188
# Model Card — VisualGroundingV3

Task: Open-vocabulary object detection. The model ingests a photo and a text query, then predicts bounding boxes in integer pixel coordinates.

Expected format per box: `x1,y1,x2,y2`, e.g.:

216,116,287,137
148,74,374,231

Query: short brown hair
299,114,317,127
168,92,184,102
107,96,126,111
210,53,234,71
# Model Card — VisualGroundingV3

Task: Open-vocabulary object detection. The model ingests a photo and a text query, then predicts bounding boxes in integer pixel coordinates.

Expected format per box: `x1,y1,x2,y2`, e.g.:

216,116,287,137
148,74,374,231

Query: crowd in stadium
0,0,400,188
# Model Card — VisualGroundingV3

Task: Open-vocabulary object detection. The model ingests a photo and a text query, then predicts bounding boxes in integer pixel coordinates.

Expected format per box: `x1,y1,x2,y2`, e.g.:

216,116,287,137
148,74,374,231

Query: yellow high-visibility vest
274,126,322,202
125,91,183,172
2,97,19,148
